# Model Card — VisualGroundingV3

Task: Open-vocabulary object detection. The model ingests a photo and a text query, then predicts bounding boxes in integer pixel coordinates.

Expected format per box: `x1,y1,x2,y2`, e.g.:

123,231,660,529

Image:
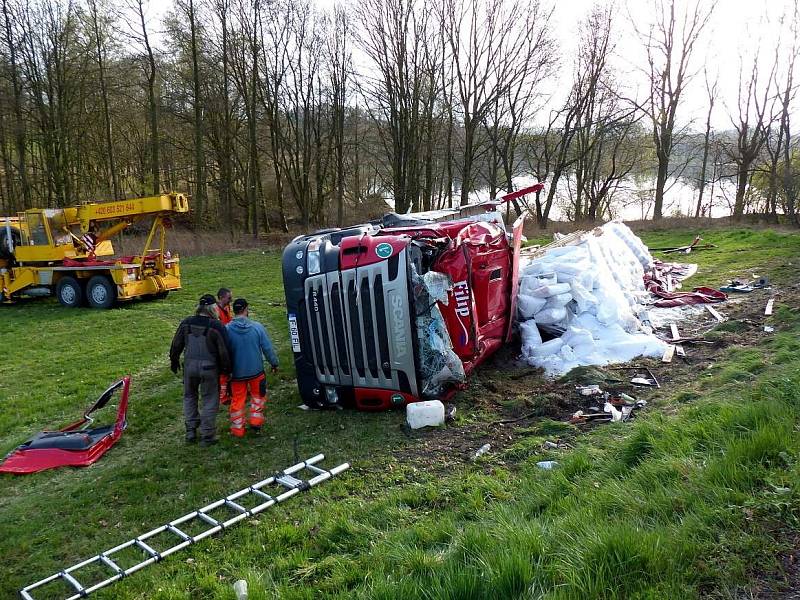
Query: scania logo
391,294,407,358
375,242,393,259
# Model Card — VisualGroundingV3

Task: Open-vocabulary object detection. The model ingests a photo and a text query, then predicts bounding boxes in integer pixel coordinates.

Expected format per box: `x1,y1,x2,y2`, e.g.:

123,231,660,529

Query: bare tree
572,6,642,222
124,0,161,195
638,0,715,219
525,98,583,228
208,0,235,234
1,0,31,208
88,0,120,199
259,0,290,231
327,6,350,226
480,2,555,207
183,0,206,221
441,0,548,206
21,0,86,205
779,0,799,224
694,69,717,218
356,0,435,213
726,47,778,220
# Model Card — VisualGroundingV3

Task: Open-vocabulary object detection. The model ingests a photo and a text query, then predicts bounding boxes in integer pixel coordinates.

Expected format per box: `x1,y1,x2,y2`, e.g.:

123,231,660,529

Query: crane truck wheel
56,276,83,308
0,229,20,259
86,275,117,309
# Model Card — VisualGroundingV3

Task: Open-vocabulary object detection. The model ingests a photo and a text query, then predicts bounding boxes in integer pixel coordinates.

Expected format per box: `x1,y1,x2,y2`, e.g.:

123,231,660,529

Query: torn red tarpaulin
642,260,726,307
645,280,727,307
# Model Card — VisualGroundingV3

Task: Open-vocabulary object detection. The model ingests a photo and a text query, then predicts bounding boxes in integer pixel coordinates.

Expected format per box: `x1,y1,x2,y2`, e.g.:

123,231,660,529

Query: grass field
1,227,800,599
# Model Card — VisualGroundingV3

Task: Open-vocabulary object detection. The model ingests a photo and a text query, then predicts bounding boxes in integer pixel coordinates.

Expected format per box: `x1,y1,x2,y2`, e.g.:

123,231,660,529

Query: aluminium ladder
20,453,349,600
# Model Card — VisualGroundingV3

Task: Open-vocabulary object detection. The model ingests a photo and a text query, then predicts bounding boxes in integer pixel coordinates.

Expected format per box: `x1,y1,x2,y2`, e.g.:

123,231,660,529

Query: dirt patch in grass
392,277,800,473
738,529,800,599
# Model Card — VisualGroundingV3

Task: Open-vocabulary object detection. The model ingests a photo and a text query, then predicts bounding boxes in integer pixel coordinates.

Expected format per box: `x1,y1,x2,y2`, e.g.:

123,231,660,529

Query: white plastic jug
406,400,445,429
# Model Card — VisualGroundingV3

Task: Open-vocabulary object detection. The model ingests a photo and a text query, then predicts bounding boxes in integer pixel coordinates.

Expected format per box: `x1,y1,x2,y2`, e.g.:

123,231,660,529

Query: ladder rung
276,474,304,489
224,499,247,514
250,488,274,501
166,524,190,541
61,571,84,594
197,512,220,527
99,554,123,575
135,539,160,560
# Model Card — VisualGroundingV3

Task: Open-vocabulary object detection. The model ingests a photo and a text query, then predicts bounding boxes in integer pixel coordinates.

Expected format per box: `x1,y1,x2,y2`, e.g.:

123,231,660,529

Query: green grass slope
1,228,799,599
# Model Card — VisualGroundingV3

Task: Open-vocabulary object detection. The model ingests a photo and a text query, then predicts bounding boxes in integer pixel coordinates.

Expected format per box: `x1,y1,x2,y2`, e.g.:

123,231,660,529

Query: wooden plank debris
670,323,680,341
706,305,725,322
662,344,676,363
765,298,774,316
675,345,686,357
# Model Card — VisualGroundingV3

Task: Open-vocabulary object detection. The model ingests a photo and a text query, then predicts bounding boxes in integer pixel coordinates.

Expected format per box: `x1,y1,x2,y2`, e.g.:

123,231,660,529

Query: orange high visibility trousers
219,374,230,405
229,373,267,437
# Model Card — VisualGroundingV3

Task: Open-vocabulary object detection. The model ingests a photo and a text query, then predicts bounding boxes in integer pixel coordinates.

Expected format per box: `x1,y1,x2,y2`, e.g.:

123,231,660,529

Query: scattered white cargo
518,222,668,376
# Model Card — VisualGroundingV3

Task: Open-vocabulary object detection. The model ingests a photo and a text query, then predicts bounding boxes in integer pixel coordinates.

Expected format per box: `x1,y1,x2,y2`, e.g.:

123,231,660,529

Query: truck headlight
307,250,321,275
307,240,321,275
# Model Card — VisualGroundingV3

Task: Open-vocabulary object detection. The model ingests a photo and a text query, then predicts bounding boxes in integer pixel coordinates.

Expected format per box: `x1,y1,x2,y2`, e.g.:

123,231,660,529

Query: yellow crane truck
0,193,189,308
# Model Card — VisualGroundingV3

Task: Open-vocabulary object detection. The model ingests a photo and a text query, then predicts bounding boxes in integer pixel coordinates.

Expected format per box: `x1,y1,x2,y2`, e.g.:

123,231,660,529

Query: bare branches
638,0,715,219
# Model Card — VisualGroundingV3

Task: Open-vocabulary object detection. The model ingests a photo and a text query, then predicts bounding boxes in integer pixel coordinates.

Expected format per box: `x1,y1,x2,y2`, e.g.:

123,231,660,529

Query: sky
142,0,796,132
311,0,796,131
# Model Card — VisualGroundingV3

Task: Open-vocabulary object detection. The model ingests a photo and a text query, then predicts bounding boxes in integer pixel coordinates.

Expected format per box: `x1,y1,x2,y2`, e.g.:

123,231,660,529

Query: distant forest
0,0,798,232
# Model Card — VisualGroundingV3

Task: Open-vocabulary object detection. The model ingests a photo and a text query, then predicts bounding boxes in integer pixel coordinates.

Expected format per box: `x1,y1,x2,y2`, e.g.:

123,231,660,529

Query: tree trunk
90,0,119,199
139,0,160,195
248,14,259,238
3,0,29,209
695,104,713,218
733,162,749,219
460,120,474,206
188,0,206,223
653,148,668,219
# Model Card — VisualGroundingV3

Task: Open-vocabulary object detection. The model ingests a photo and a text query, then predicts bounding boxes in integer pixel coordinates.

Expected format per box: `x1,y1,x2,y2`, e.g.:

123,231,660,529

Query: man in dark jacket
170,294,232,446
226,298,279,437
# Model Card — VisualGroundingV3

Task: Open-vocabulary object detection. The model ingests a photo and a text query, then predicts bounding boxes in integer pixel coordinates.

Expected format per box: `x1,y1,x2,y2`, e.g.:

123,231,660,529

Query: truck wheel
56,276,83,308
0,229,20,259
86,275,117,309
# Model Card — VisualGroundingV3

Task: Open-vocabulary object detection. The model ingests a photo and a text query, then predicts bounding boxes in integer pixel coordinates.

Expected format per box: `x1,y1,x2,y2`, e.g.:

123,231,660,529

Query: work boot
250,425,262,437
185,428,198,443
199,436,218,447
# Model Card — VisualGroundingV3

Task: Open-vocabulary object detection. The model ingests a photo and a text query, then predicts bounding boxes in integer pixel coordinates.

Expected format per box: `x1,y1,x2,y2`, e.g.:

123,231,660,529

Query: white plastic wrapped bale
517,222,667,376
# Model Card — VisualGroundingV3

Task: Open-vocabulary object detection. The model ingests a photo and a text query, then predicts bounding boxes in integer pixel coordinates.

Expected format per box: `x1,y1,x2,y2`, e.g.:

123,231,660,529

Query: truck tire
86,275,117,309
56,276,83,308
0,229,20,259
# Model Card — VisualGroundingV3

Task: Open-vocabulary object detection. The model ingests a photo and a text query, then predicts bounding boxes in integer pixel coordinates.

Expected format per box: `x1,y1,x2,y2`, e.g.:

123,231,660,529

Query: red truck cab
281,184,542,410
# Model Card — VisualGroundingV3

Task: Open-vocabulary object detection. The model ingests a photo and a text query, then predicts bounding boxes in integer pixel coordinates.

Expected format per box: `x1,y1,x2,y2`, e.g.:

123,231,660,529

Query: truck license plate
288,314,301,352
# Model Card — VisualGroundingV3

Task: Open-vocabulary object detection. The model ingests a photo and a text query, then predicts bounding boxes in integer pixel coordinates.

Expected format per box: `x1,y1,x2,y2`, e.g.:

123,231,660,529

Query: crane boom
75,193,189,230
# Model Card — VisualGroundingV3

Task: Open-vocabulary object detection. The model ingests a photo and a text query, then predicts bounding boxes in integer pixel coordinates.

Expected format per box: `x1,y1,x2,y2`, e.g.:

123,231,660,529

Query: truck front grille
303,249,418,396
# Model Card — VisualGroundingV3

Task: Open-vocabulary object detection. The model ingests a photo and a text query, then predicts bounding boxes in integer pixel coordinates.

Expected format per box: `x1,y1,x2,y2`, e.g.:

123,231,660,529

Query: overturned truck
282,185,542,410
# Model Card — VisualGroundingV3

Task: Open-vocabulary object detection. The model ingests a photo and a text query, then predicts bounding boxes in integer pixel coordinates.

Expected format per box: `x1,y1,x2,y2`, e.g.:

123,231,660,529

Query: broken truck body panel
0,377,130,474
282,184,543,411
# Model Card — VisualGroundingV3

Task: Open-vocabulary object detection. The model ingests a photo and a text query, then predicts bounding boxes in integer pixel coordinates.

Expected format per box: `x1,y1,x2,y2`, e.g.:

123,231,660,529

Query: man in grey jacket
226,298,279,437
170,294,232,446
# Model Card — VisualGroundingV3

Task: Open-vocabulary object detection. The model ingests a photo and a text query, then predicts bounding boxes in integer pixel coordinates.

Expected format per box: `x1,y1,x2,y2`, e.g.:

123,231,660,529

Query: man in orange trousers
225,298,279,437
